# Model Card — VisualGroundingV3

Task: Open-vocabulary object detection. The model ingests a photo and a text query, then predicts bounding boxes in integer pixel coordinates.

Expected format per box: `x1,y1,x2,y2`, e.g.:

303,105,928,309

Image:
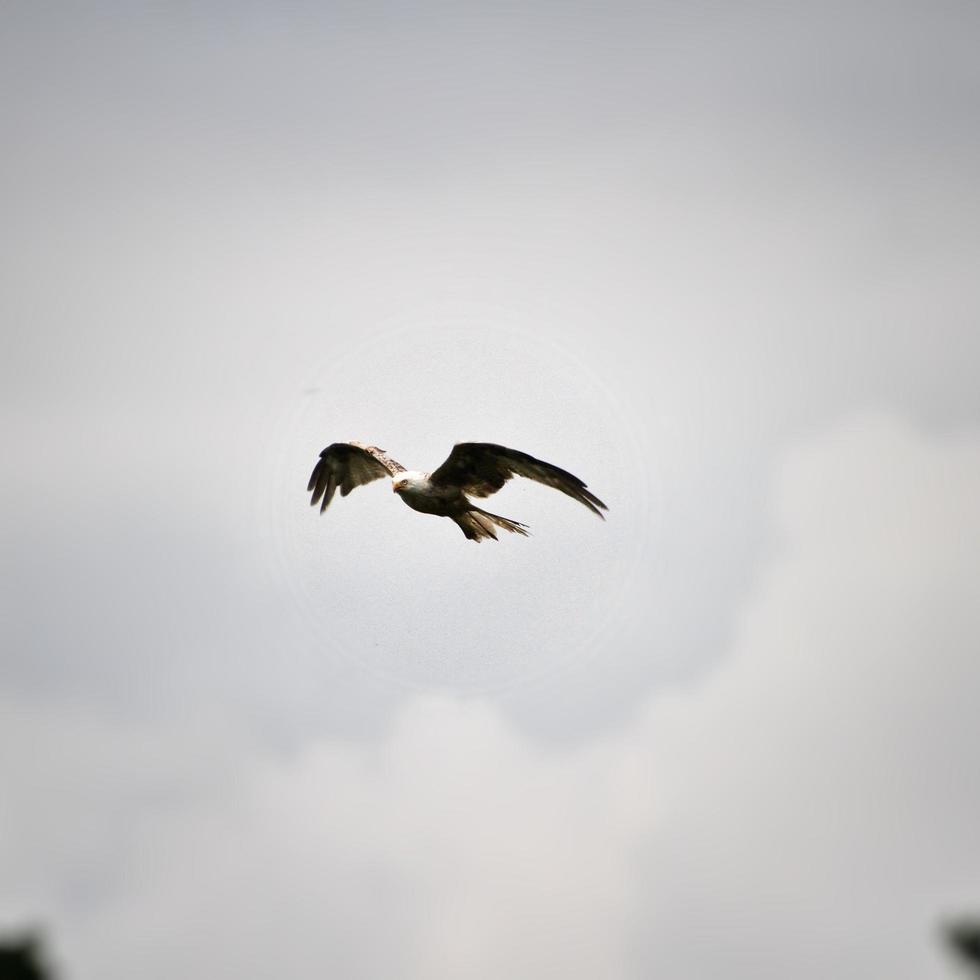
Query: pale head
392,471,427,494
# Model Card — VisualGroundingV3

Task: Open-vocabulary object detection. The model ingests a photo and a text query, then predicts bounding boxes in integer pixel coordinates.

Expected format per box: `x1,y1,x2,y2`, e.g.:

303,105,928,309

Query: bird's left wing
429,443,607,518
307,441,406,514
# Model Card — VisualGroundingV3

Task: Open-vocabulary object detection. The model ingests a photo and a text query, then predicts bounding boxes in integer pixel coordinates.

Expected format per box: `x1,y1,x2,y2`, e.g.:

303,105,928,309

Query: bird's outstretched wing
307,441,406,513
429,443,607,518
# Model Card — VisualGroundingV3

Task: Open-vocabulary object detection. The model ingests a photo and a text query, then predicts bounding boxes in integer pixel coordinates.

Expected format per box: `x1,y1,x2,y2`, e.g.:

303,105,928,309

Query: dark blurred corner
946,919,980,976
0,932,53,980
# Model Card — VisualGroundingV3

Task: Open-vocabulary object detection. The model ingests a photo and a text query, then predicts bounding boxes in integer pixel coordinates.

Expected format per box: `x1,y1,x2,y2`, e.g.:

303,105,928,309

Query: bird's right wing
429,442,607,517
307,441,406,513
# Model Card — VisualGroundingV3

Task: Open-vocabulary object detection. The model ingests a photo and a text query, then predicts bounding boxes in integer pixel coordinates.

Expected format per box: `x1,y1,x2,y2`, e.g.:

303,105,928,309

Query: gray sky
2,2,979,977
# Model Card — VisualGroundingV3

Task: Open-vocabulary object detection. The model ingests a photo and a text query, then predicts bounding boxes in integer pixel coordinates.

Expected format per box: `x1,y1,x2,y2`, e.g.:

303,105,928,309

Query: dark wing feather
307,441,406,514
429,443,607,518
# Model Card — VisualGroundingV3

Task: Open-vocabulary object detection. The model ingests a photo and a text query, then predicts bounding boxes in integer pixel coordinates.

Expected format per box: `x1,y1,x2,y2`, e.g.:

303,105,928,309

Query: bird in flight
307,441,607,542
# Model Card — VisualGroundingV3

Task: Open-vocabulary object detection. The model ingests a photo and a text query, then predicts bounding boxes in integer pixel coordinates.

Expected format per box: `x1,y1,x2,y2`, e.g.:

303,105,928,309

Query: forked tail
453,507,530,542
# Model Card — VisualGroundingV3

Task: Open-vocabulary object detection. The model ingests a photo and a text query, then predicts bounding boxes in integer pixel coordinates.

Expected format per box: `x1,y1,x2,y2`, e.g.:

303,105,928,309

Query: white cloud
3,414,979,979
628,415,980,977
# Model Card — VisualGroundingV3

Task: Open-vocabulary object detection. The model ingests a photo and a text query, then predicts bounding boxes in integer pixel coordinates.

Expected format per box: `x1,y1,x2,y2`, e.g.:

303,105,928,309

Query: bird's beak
392,484,399,493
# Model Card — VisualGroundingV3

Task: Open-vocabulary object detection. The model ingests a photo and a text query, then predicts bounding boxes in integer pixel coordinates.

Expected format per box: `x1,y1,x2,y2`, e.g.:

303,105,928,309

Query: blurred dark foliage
0,933,51,980
947,920,980,976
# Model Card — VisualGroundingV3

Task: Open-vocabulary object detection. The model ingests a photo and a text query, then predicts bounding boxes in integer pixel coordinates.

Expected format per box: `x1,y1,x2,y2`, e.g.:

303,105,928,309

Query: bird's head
392,472,425,494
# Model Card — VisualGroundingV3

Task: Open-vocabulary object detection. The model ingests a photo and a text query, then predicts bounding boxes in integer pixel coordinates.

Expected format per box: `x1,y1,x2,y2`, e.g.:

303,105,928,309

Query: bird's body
307,441,607,542
391,471,453,515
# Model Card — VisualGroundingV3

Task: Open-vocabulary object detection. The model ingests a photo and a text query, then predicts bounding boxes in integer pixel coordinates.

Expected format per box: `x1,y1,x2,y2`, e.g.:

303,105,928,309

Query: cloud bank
3,414,978,979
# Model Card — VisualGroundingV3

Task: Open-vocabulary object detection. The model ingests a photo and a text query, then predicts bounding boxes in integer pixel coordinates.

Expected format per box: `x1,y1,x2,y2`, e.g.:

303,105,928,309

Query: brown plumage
307,441,607,543
307,442,405,514
429,443,607,518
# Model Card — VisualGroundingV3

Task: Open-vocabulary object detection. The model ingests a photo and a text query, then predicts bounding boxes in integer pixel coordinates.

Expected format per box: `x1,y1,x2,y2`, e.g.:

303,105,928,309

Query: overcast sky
2,2,980,977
